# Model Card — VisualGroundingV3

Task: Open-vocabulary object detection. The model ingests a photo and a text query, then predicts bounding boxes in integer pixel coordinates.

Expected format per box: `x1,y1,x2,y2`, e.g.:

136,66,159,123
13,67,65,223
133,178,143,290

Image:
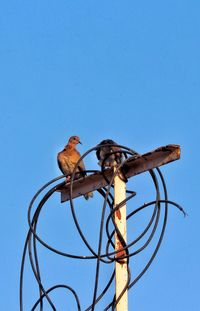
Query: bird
96,139,123,167
57,136,93,200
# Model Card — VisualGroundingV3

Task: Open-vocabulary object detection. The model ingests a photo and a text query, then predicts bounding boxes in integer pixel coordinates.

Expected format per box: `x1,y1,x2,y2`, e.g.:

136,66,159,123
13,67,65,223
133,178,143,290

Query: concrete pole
114,168,128,311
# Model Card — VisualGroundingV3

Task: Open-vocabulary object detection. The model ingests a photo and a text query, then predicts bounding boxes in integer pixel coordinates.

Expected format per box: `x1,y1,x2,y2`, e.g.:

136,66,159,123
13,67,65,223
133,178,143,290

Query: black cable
31,285,81,311
20,143,185,311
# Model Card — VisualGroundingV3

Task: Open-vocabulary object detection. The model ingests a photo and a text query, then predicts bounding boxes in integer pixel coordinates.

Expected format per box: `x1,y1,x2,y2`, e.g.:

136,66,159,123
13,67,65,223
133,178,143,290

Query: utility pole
114,168,128,310
58,144,181,310
22,144,181,311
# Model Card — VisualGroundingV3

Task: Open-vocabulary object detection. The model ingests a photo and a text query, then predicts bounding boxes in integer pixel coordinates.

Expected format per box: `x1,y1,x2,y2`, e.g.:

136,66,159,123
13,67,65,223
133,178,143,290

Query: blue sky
0,0,199,310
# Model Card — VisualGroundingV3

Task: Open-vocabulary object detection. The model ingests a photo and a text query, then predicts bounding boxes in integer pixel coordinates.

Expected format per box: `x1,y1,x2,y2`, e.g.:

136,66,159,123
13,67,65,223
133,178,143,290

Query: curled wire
20,143,186,310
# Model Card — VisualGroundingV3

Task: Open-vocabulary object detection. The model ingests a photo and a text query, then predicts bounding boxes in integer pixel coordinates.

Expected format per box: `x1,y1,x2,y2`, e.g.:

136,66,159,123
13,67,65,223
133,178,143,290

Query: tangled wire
20,143,186,311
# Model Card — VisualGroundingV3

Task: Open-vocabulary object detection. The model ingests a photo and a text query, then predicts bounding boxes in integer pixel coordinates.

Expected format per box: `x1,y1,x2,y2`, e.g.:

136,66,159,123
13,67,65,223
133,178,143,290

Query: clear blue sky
0,0,199,310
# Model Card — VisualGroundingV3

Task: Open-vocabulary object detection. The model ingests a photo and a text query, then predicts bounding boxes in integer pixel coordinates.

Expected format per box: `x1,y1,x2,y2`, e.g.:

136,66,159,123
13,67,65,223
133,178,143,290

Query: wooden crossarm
58,144,180,203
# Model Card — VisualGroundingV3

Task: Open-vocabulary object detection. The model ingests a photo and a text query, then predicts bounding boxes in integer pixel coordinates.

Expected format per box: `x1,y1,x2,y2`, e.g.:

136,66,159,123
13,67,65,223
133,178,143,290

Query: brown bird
57,136,93,200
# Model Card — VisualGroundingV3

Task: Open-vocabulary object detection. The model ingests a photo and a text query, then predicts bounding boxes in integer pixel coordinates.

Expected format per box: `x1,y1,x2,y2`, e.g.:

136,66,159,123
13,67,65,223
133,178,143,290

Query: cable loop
20,144,185,310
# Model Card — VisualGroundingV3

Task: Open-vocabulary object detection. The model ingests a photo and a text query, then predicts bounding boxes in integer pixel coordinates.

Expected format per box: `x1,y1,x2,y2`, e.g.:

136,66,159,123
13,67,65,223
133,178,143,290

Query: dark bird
96,139,123,167
57,136,93,200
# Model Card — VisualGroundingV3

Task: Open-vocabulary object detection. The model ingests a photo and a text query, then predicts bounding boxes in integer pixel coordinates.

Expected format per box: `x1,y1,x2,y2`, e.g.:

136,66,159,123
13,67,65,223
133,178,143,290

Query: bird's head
98,139,117,146
68,136,82,145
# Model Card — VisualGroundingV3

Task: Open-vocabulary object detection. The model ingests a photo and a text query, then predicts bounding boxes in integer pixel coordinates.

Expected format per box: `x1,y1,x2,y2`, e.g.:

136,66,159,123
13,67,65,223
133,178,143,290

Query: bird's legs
65,175,71,183
65,173,81,184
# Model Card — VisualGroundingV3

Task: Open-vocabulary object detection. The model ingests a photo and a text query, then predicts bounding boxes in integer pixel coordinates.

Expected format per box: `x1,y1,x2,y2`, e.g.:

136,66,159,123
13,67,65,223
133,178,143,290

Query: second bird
96,139,123,167
57,135,93,200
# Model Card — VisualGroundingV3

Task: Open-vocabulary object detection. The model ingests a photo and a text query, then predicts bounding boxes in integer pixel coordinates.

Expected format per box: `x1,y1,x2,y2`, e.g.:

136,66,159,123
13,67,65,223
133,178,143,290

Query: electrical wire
20,143,186,310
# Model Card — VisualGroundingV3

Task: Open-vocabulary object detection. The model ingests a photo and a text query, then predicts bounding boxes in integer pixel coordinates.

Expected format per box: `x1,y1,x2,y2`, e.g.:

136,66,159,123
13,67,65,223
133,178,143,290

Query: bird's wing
77,159,86,176
96,140,109,160
57,153,65,174
70,149,87,177
96,144,101,160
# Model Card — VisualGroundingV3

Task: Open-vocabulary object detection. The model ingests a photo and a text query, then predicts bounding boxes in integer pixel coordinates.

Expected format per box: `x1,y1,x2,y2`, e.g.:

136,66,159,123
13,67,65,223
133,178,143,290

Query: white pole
114,168,128,311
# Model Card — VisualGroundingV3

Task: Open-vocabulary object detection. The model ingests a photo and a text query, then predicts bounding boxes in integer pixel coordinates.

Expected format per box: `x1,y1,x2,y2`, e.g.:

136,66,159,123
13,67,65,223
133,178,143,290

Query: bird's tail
84,192,93,200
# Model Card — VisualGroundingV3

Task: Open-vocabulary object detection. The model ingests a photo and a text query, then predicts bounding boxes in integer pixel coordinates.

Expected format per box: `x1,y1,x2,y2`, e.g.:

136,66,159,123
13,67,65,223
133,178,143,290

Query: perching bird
96,139,123,167
57,136,93,200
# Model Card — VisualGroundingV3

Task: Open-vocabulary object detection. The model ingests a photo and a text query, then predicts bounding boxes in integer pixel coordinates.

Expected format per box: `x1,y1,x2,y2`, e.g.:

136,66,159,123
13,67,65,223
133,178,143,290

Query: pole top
57,144,180,202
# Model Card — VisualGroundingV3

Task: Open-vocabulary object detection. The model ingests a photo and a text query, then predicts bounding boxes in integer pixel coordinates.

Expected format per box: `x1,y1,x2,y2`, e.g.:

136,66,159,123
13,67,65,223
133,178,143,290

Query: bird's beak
79,141,82,145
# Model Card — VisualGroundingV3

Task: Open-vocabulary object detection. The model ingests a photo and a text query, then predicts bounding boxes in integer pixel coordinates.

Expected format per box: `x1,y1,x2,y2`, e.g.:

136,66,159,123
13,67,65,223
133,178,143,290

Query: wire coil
20,143,185,310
